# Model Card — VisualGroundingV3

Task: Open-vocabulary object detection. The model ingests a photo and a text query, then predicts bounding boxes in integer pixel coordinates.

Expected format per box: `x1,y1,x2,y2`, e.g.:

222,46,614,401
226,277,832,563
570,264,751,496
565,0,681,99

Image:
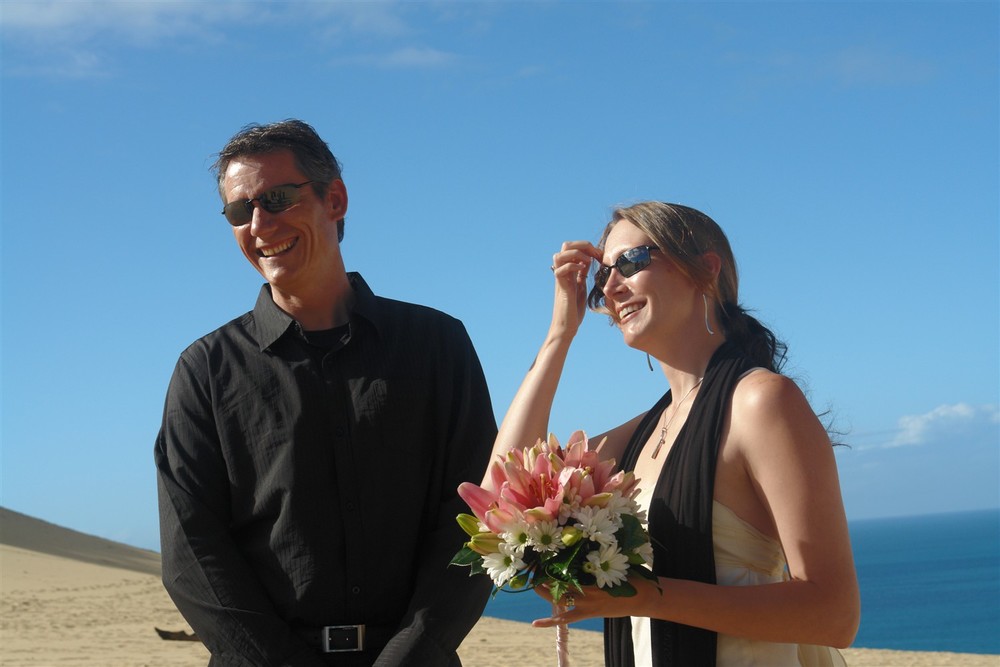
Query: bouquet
452,432,655,666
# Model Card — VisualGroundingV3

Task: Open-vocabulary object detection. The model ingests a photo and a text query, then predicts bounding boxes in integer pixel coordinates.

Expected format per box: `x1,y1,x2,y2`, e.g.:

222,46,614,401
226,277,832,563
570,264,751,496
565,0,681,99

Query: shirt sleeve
154,349,326,667
373,322,497,667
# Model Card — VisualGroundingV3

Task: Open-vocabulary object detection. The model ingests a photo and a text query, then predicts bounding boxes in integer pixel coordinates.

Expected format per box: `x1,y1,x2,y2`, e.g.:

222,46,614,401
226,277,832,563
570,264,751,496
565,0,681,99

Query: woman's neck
652,335,726,393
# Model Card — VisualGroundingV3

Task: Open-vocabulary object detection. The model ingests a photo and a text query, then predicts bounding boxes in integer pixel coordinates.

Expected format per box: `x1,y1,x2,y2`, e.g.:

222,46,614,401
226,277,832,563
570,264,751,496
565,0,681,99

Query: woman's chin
620,328,649,352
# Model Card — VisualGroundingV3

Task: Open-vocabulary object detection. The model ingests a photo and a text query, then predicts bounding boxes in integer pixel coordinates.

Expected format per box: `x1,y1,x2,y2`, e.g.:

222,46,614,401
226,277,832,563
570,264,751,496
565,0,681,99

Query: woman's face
600,220,700,352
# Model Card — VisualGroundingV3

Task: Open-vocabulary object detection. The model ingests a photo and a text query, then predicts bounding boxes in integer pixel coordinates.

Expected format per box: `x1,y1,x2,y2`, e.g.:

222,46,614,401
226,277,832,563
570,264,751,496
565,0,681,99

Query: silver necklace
651,377,703,459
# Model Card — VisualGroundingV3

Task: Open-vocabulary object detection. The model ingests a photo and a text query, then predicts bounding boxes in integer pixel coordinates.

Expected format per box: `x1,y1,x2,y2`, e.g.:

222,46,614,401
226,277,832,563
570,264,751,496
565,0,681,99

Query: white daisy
483,542,526,588
502,519,532,555
604,491,647,524
526,520,563,553
632,541,654,567
583,542,630,588
573,506,620,547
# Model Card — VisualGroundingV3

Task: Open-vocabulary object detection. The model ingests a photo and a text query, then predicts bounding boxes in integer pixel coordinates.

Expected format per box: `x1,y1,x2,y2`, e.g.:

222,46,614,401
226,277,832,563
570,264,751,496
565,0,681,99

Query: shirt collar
251,272,384,351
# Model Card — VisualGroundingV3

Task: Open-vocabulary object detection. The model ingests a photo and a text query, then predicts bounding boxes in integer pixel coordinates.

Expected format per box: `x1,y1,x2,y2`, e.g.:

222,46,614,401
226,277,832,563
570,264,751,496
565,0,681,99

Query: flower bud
561,526,583,547
469,533,503,555
456,513,482,537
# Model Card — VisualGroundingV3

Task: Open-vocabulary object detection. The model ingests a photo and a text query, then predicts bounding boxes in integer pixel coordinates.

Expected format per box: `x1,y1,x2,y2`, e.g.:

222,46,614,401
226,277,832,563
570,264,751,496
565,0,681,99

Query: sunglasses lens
617,260,638,278
594,266,611,289
259,185,299,213
222,202,252,226
617,247,650,278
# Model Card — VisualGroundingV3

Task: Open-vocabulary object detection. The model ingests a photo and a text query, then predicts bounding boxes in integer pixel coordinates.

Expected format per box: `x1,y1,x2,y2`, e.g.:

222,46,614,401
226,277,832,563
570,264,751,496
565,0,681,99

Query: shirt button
334,425,347,437
346,501,355,511
352,586,361,595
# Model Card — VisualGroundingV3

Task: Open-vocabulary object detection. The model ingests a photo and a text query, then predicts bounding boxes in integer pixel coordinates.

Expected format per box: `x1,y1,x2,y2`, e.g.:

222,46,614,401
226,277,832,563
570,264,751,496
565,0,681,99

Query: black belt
296,624,395,653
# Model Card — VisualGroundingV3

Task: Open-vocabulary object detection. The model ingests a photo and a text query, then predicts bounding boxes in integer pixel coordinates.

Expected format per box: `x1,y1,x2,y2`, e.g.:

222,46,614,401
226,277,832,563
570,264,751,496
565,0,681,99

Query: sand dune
1,507,995,666
1,508,161,576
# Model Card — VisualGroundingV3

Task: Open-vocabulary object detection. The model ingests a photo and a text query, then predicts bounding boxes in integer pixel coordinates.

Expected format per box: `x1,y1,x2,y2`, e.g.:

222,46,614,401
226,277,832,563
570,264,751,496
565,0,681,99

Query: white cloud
1,1,245,77
332,46,460,70
312,2,413,39
825,45,938,87
0,1,244,44
837,403,999,520
0,1,439,46
2,43,110,79
724,42,938,91
0,1,456,78
0,1,100,31
889,403,1000,448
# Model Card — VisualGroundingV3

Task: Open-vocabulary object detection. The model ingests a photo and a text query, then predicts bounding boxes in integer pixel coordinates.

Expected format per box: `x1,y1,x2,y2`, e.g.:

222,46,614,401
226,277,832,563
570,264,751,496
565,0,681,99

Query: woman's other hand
550,241,602,341
531,575,662,627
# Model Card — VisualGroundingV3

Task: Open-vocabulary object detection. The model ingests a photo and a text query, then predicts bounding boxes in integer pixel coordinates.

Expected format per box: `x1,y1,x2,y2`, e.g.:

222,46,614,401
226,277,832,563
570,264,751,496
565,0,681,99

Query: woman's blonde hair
588,202,786,372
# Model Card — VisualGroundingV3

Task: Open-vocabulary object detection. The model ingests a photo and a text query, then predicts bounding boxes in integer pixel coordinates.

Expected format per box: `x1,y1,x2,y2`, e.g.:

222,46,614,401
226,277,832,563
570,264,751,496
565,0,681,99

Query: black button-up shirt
155,273,496,666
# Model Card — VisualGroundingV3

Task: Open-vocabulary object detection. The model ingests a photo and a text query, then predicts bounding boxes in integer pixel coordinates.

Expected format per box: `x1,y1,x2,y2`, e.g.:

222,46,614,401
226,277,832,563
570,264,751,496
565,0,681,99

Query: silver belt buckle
322,624,366,653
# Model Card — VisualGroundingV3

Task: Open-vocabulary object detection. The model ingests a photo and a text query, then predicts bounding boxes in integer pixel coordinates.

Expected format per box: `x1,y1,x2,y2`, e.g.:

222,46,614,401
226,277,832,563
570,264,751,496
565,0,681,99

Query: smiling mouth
618,303,643,321
258,238,297,258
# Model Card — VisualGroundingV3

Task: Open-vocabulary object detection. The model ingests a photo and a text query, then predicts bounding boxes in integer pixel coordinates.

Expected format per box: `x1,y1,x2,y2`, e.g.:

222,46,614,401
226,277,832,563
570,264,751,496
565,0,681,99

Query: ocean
482,508,1000,655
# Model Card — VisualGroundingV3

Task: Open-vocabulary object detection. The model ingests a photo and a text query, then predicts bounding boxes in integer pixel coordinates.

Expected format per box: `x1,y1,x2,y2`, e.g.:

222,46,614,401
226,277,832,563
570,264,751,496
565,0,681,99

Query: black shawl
604,342,755,667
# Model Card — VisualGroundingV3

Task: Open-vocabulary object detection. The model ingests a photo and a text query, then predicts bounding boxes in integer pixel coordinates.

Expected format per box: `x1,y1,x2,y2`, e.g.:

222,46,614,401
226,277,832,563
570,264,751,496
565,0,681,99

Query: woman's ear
701,251,722,279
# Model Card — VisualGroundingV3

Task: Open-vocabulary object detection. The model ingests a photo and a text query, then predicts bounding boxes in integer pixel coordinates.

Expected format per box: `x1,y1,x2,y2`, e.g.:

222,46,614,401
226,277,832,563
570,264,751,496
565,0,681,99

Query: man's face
221,150,347,299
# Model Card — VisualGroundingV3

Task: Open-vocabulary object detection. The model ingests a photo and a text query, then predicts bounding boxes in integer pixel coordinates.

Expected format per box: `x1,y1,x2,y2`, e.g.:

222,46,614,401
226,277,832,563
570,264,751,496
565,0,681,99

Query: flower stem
553,600,570,667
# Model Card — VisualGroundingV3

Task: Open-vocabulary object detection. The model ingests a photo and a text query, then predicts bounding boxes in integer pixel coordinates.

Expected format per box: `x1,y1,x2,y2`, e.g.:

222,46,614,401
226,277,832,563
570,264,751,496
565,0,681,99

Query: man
155,120,496,666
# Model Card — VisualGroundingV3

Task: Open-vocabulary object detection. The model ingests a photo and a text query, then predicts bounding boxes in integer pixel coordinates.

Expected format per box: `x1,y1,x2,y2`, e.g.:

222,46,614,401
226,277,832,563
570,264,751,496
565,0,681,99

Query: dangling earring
646,353,654,371
703,293,716,335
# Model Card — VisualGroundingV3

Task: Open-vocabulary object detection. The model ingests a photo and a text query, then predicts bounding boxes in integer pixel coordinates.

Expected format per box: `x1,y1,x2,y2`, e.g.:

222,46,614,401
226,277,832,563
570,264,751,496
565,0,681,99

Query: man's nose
249,203,276,235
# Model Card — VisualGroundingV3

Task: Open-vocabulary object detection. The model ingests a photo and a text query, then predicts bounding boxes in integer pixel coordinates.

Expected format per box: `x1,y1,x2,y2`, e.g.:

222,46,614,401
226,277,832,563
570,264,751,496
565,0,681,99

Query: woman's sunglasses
592,245,660,291
221,181,317,226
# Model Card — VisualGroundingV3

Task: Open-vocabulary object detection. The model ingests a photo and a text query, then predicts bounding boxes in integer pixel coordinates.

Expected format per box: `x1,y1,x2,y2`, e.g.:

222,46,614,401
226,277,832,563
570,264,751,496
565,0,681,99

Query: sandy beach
1,507,995,666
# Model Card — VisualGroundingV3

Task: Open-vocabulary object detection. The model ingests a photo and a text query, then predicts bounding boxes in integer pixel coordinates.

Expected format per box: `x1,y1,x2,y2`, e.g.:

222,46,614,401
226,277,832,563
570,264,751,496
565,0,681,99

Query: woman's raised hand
550,241,602,341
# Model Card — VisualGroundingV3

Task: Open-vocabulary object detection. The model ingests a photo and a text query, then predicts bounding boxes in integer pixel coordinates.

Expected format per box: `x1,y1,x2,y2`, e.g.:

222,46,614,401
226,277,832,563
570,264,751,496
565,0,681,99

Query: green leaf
544,539,586,576
549,580,568,605
449,546,482,567
616,514,651,553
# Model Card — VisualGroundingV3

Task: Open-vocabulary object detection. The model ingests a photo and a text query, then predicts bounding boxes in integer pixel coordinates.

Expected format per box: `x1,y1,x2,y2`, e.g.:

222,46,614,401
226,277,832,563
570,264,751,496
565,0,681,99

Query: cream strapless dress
630,500,847,666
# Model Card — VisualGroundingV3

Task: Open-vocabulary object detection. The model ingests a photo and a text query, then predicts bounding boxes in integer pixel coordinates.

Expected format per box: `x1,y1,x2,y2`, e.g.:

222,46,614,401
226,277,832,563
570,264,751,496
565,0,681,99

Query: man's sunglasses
221,181,317,226
592,245,660,291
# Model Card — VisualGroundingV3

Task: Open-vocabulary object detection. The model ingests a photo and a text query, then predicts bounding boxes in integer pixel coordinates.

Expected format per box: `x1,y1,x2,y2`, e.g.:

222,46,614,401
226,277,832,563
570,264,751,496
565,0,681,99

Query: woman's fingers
552,241,601,269
531,586,593,626
559,240,603,258
531,599,590,627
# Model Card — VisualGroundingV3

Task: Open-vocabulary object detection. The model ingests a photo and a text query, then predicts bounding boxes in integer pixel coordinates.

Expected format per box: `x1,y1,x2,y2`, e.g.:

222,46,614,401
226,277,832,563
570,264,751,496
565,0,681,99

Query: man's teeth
261,240,295,257
619,304,641,319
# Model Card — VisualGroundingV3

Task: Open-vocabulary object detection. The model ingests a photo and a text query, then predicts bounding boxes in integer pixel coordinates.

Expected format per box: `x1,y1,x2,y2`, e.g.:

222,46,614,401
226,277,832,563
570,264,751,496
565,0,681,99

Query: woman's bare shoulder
729,368,829,453
731,368,808,415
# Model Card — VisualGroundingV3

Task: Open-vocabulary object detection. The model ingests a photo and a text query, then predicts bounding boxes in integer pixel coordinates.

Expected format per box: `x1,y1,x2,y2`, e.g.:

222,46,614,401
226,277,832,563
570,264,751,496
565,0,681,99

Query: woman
493,202,859,666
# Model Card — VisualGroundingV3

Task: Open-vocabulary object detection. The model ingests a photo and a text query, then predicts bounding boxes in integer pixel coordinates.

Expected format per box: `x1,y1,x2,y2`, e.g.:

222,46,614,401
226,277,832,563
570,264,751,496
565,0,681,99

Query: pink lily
457,482,497,524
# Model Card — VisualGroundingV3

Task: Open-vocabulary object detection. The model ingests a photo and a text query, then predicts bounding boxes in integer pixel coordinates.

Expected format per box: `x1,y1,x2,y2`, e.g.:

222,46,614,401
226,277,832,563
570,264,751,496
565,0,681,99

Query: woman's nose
603,267,627,299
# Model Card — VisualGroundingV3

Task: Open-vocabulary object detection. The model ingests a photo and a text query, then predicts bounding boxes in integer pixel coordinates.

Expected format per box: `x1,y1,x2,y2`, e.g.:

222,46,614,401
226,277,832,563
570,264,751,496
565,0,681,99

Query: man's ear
326,179,348,220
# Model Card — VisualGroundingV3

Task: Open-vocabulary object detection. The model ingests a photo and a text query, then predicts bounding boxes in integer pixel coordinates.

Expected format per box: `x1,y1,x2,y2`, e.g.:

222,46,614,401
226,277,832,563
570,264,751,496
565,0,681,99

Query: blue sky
1,1,997,553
